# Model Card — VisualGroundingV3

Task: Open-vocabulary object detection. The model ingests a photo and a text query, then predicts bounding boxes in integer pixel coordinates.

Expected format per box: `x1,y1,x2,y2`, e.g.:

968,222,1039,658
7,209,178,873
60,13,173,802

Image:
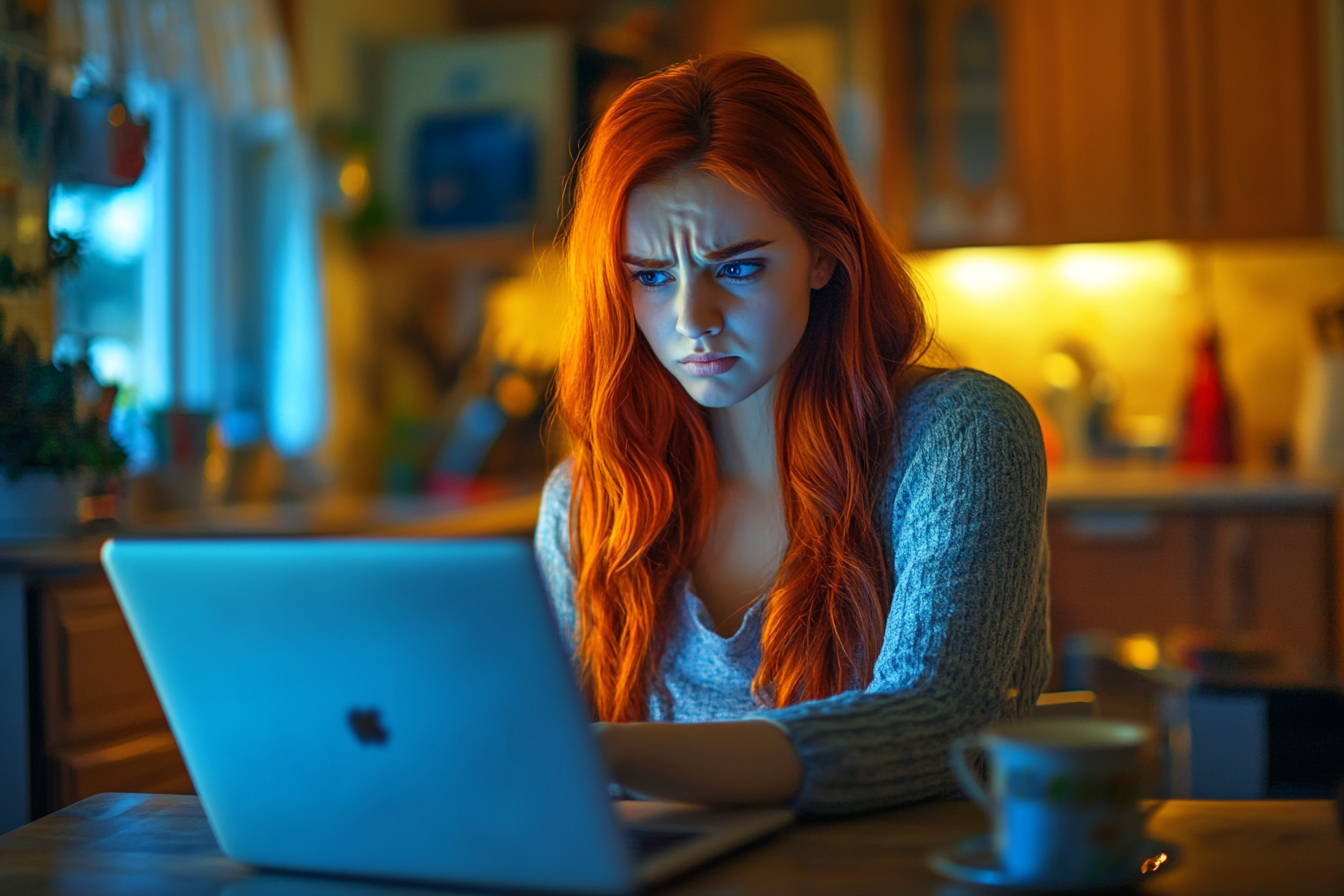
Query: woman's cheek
635,305,679,372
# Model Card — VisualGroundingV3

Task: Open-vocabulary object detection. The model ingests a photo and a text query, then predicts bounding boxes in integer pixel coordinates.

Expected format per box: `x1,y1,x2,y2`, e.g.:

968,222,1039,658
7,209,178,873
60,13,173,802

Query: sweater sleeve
534,459,579,649
749,373,1051,815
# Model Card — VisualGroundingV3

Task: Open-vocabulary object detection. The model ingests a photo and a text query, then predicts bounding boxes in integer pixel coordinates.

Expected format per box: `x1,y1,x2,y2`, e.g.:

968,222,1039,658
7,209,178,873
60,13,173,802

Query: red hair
555,52,929,722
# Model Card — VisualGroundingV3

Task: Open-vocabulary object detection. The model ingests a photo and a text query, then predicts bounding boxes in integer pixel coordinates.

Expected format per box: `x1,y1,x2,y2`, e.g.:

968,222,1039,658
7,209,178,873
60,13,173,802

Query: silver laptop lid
102,538,634,895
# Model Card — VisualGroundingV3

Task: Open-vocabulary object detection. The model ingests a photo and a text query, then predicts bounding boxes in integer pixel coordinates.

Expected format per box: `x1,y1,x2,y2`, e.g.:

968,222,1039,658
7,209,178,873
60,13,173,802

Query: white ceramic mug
950,718,1152,889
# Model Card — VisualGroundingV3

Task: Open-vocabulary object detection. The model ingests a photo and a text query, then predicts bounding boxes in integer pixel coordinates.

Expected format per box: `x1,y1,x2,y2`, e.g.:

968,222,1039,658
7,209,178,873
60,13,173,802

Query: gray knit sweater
534,368,1050,815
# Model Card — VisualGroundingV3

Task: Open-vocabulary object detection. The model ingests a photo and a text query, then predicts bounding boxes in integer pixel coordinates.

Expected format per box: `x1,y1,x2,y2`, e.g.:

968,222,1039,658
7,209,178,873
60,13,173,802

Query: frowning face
623,169,834,408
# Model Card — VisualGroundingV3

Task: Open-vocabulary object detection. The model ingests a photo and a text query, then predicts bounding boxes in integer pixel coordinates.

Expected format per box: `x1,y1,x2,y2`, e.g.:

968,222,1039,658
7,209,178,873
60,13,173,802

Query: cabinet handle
1062,510,1157,541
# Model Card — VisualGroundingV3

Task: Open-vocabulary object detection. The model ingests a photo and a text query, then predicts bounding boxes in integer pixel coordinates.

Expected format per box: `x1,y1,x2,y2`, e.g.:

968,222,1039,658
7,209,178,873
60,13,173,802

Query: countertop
0,489,543,574
2,466,1338,574
1046,465,1341,512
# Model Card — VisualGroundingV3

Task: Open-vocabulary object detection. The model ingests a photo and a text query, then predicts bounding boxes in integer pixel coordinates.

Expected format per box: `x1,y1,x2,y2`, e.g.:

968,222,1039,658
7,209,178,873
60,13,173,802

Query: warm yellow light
941,251,1030,299
480,251,570,374
17,214,41,244
107,103,126,127
1052,243,1188,295
494,373,538,418
1042,352,1082,391
339,159,369,198
1119,633,1161,671
1055,250,1133,292
1141,853,1169,874
1122,415,1169,448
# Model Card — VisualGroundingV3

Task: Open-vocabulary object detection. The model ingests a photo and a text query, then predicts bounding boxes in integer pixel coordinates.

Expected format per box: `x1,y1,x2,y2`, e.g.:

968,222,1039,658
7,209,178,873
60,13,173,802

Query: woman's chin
680,378,750,409
678,374,775,409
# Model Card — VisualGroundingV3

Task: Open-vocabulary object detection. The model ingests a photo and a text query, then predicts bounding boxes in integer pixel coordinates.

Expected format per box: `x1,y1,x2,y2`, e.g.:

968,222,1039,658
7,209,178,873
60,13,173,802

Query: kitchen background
9,0,1342,502
5,0,1338,502
4,0,1344,828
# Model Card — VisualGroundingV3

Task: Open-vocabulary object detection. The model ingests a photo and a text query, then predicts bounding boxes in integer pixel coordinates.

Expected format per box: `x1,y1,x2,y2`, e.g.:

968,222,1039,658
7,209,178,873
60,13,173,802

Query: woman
536,52,1049,815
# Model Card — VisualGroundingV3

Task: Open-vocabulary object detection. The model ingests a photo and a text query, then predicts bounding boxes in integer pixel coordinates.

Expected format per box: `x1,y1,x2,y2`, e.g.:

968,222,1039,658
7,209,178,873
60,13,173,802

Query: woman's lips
680,355,738,376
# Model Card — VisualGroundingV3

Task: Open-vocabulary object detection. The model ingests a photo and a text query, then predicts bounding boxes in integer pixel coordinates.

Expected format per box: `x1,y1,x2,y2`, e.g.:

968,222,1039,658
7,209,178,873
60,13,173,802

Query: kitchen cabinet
0,552,192,834
1045,468,1342,687
29,569,191,818
1009,0,1180,244
1169,0,1324,239
888,0,1326,246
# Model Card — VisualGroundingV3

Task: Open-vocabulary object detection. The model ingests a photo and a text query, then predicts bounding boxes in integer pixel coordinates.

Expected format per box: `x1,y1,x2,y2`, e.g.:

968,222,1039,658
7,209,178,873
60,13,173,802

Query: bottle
1177,328,1236,465
1294,304,1344,474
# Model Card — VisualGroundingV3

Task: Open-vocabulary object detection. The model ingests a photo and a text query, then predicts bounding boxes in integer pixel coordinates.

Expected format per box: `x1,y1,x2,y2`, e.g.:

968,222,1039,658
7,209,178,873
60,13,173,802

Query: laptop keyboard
624,826,706,860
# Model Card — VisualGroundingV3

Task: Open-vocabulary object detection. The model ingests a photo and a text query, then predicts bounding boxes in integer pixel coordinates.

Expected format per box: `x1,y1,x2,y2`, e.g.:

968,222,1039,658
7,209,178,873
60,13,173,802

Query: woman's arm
594,719,802,807
746,372,1051,814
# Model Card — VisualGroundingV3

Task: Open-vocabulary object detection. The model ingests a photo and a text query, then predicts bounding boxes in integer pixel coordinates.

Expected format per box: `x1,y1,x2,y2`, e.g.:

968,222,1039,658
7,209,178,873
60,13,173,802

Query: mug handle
949,734,992,811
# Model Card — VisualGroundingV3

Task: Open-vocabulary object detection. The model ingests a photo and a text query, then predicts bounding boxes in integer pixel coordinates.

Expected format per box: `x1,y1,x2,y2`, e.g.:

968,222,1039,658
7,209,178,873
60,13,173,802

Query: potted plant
0,309,126,540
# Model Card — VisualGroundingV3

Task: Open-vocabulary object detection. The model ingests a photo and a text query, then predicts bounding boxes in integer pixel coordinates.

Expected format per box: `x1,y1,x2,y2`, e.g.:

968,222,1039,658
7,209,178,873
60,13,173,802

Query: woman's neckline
683,579,763,641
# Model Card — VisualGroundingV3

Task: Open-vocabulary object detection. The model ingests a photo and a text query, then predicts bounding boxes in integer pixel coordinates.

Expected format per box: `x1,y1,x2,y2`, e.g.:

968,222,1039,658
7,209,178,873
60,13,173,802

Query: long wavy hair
555,52,930,722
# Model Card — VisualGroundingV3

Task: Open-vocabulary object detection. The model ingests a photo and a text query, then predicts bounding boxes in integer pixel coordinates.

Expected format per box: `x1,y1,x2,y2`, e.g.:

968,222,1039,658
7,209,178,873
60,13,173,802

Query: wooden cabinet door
887,0,1022,246
52,730,192,807
891,0,1326,246
1242,514,1332,674
34,574,192,815
1048,509,1334,683
1172,0,1325,238
1010,0,1181,243
39,575,168,748
1048,511,1201,658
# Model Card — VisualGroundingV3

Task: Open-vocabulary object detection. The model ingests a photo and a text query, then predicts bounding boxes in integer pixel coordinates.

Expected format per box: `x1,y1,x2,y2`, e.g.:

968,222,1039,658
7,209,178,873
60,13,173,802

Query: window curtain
50,0,327,459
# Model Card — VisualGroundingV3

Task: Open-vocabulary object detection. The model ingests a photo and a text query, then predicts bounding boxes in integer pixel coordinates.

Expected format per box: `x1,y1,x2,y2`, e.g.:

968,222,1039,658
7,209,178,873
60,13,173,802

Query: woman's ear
810,250,837,290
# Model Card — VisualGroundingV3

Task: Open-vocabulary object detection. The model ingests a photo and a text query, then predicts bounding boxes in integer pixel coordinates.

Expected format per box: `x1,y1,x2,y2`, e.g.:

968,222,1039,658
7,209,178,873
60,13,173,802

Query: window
51,80,326,477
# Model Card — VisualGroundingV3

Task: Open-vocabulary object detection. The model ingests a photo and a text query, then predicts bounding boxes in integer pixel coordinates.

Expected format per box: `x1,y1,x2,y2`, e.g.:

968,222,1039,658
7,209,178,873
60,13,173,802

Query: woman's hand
592,719,803,807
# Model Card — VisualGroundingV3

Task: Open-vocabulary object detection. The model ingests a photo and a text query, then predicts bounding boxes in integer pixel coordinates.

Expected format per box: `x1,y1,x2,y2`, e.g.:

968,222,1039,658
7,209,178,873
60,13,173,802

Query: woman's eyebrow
704,239,774,261
621,253,671,268
621,239,776,269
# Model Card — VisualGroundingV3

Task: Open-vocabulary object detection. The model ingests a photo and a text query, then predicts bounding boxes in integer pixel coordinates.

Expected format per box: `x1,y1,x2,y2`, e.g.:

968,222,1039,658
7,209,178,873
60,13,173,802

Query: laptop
100,538,792,894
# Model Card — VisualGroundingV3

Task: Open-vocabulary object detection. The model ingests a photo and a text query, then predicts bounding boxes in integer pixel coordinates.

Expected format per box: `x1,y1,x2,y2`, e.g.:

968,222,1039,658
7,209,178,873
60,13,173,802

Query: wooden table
1,793,1342,895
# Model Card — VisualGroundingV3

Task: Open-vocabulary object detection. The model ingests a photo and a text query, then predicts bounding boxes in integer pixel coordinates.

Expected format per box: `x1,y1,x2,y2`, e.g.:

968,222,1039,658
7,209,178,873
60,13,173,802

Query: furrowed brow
621,253,672,268
704,239,774,262
620,239,775,268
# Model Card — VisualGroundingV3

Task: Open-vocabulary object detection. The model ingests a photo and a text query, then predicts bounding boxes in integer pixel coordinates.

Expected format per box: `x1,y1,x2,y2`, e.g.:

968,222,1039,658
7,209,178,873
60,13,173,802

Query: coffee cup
949,718,1152,889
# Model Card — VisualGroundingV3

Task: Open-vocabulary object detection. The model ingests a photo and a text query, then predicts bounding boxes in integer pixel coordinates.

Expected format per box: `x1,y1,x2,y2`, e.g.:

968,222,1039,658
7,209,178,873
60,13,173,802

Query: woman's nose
674,280,724,339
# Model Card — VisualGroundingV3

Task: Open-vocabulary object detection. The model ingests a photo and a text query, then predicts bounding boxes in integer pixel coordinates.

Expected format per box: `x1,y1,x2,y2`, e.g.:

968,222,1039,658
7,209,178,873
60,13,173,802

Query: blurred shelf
360,229,539,270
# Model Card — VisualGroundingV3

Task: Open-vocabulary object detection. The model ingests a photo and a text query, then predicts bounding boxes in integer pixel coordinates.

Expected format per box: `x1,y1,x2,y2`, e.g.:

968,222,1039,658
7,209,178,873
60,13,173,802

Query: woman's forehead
624,170,796,258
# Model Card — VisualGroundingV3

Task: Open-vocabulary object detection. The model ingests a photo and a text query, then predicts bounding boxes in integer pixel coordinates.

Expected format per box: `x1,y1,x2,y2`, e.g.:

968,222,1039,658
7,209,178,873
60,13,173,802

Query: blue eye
718,261,764,281
633,270,672,288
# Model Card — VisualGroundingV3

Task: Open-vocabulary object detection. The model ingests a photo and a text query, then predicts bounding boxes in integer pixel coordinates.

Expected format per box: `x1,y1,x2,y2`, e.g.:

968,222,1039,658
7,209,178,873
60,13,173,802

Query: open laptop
101,538,793,894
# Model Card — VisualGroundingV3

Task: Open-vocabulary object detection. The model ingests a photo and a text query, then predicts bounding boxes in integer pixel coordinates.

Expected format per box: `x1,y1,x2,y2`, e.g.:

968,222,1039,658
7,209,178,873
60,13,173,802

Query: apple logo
347,707,390,746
